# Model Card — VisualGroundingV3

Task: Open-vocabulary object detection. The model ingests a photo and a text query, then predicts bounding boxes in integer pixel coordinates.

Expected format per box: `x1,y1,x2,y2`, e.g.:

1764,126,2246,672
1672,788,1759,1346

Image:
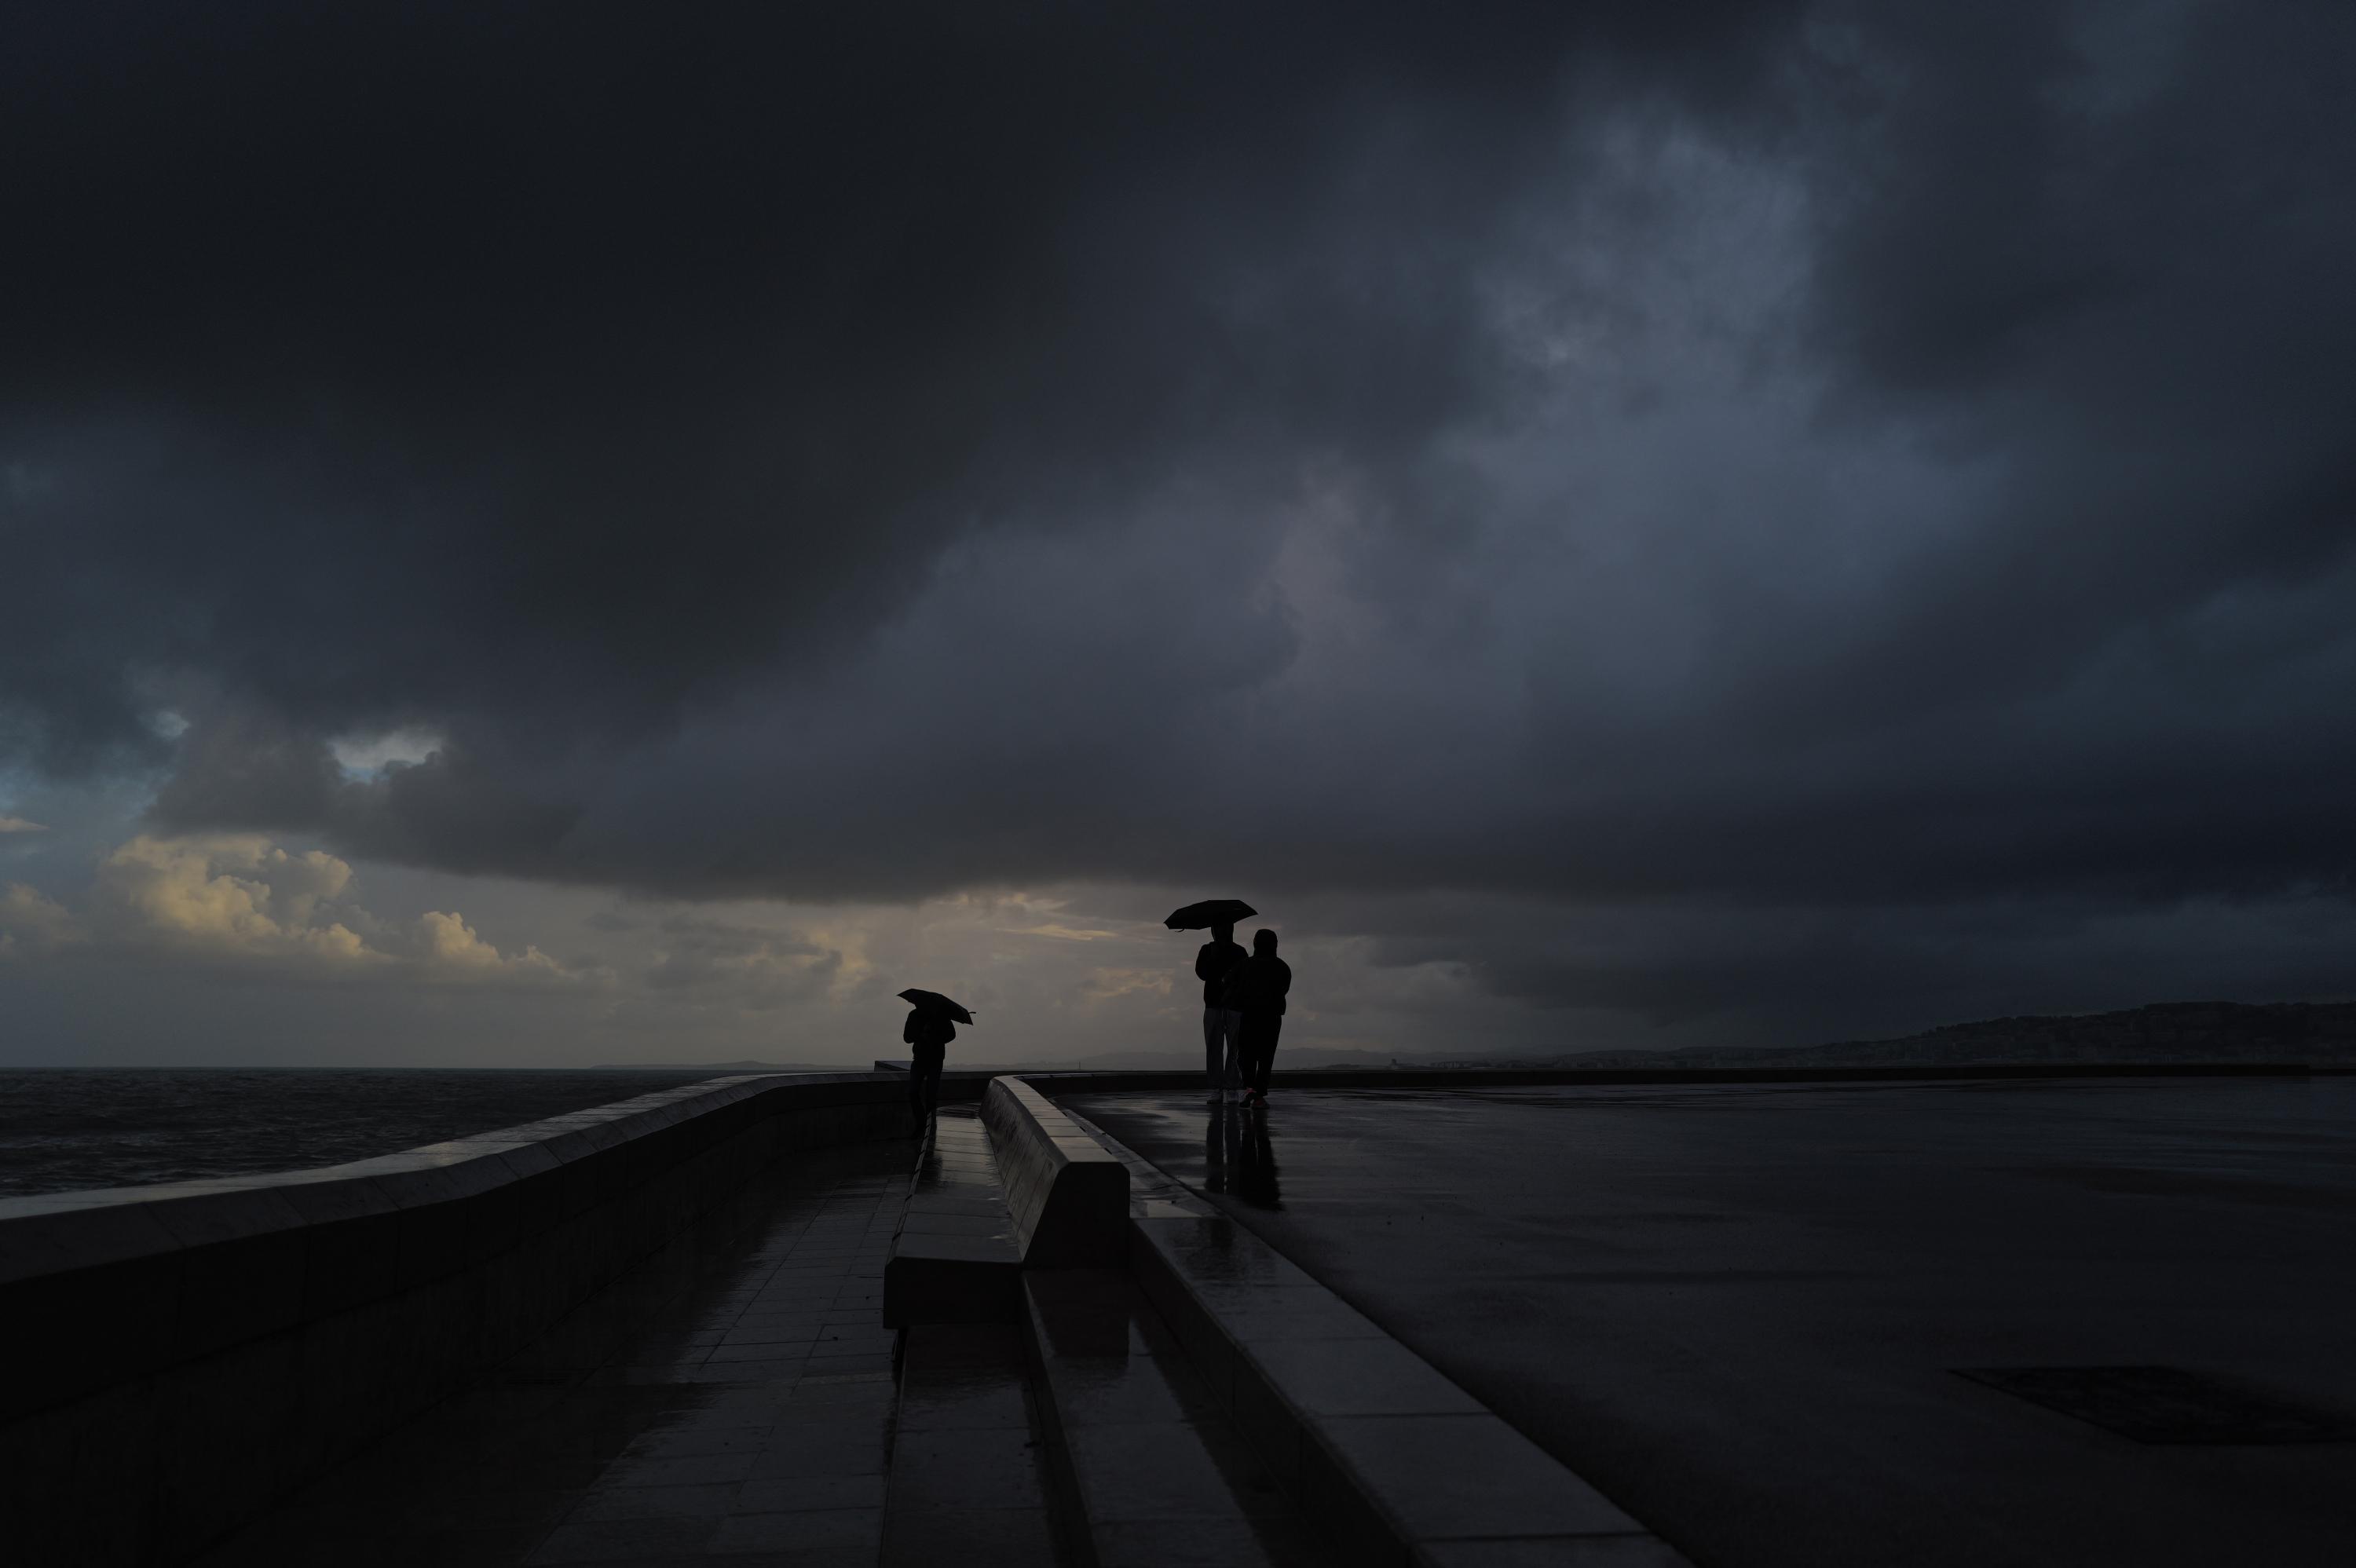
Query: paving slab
881,1322,1058,1566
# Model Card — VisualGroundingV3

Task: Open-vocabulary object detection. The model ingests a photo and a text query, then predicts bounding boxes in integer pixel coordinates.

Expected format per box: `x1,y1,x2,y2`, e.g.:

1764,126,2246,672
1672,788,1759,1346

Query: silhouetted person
1222,928,1291,1108
904,1007,955,1132
1195,920,1246,1103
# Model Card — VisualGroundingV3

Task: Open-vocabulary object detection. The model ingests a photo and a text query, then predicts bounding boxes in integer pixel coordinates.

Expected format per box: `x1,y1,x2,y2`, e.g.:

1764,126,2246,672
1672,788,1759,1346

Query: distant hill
588,1060,843,1073
1442,1000,2356,1072
591,1051,1406,1073
965,1046,1414,1073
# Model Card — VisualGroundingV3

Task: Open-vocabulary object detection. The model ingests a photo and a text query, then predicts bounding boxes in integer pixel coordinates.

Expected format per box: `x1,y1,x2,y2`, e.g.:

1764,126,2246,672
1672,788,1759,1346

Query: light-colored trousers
1203,1006,1242,1089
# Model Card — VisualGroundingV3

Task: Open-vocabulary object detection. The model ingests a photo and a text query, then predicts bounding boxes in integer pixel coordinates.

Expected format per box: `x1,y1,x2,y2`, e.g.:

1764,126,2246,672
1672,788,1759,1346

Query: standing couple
1197,923,1290,1108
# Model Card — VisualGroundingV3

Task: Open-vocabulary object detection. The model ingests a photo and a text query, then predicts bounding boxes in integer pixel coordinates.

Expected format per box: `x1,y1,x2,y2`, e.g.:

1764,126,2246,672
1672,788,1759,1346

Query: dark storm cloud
6,0,2356,1023
2,0,1784,762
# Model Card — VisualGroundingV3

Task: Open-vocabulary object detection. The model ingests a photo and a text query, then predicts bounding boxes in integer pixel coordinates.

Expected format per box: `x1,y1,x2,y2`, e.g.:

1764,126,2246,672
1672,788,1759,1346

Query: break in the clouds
2,1,2354,1058
0,832,575,978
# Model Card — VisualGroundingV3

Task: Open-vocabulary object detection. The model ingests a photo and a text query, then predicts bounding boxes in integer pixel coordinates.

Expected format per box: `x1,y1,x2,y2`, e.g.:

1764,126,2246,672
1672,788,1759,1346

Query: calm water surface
0,1069,722,1197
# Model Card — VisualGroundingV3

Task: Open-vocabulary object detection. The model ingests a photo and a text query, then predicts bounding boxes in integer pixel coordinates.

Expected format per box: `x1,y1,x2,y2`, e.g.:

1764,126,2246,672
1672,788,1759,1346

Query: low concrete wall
1045,1096,1692,1566
884,1078,1129,1325
0,1071,909,1567
982,1076,1127,1266
1125,1213,1681,1566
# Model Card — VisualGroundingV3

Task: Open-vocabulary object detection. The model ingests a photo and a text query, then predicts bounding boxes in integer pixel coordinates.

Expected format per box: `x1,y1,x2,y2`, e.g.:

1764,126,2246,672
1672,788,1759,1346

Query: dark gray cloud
5,0,2355,1030
2,0,1782,762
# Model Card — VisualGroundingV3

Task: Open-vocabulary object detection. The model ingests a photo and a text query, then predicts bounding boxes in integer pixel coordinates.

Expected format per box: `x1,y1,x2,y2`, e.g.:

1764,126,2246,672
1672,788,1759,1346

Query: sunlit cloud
0,834,590,983
329,727,444,778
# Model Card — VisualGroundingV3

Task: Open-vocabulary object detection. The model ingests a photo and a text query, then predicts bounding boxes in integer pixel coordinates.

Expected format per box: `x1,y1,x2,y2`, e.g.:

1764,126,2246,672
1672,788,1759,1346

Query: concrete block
1022,1269,1141,1360
154,1333,301,1549
1227,1355,1308,1482
900,1210,1020,1239
882,1235,1022,1327
0,1251,185,1417
1298,1427,1413,1568
1244,1337,1484,1420
0,1197,183,1286
497,1164,569,1257
457,1168,529,1268
0,1406,83,1563
386,1190,474,1291
65,1377,164,1565
982,1076,1127,1267
1132,1213,1315,1296
1415,1537,1696,1567
173,1226,311,1361
1316,1413,1642,1542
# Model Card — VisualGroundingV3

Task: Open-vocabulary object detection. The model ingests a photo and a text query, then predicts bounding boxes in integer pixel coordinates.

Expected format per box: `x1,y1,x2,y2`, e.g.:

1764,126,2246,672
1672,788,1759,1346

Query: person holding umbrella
1168,899,1253,1104
898,988,971,1134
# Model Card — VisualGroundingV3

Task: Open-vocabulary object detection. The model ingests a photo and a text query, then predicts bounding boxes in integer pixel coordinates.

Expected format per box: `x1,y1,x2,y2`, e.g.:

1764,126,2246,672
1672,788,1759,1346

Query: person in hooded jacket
1221,928,1292,1108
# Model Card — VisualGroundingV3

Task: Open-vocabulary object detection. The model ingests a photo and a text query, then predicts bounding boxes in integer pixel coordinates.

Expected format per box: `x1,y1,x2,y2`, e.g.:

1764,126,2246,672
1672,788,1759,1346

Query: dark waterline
0,1068,723,1198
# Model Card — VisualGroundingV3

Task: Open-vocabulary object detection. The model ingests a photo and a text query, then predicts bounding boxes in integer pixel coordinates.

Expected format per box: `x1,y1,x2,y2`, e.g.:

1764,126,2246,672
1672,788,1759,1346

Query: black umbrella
1165,898,1257,931
896,988,975,1025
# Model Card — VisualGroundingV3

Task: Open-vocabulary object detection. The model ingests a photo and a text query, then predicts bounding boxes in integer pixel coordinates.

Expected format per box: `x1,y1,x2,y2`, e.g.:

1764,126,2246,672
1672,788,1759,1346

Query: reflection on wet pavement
1074,1076,2356,1568
1202,1102,1282,1209
195,1139,909,1566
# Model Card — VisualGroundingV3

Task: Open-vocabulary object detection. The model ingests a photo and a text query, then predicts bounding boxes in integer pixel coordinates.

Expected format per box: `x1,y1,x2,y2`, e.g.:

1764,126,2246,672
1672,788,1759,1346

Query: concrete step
884,1080,1131,1328
883,1111,1023,1325
1023,1268,1337,1568
882,1322,1068,1566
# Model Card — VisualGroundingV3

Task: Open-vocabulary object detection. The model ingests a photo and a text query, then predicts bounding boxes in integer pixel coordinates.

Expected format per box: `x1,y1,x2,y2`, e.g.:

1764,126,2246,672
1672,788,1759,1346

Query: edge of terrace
1038,1088,1690,1566
0,1070,938,1565
0,1059,2332,1566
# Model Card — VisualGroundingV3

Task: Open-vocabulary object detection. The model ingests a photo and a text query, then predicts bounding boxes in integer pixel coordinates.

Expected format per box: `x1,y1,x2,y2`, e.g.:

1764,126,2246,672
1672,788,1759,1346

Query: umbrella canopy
1165,898,1257,931
897,988,975,1025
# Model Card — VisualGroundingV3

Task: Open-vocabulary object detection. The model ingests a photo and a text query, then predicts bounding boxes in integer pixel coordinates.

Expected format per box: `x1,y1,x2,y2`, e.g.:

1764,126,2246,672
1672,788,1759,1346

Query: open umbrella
1165,898,1257,931
896,988,975,1025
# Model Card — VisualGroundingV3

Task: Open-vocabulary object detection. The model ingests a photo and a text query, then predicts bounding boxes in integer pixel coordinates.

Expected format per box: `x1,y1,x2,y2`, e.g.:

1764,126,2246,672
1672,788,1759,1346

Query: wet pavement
1070,1076,2356,1568
196,1139,910,1566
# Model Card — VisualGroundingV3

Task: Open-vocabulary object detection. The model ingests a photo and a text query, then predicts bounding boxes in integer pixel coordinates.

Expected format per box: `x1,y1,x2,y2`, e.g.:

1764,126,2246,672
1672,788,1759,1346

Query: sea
0,1069,723,1199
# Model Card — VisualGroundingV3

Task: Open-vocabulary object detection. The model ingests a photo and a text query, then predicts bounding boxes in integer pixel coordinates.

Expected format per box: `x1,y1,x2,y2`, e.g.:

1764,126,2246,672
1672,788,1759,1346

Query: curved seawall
0,1071,921,1566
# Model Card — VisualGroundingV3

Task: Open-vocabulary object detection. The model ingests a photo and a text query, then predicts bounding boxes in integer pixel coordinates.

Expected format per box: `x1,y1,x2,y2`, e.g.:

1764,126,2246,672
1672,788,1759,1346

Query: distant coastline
1441,1000,2356,1073
587,1060,840,1073
599,1000,2356,1076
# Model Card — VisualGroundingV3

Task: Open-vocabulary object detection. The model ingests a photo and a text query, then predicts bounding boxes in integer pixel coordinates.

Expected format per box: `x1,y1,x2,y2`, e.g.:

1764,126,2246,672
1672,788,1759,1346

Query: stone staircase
880,1080,1670,1566
880,1087,1326,1566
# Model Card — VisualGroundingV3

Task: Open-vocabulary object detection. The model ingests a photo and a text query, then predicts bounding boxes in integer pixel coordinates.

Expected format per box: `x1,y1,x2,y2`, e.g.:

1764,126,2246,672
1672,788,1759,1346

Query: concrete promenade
196,1142,908,1566
1074,1076,2356,1568
37,1065,2354,1566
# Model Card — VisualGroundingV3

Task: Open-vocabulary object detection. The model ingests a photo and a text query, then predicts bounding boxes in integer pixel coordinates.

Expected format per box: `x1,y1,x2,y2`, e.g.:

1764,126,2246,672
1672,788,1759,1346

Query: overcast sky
4,2,2353,1067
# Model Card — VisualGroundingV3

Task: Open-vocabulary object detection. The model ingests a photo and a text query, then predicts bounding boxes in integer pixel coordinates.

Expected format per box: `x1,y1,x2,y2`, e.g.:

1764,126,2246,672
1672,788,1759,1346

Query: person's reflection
1203,1099,1281,1208
1204,1100,1230,1194
1231,1108,1282,1209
